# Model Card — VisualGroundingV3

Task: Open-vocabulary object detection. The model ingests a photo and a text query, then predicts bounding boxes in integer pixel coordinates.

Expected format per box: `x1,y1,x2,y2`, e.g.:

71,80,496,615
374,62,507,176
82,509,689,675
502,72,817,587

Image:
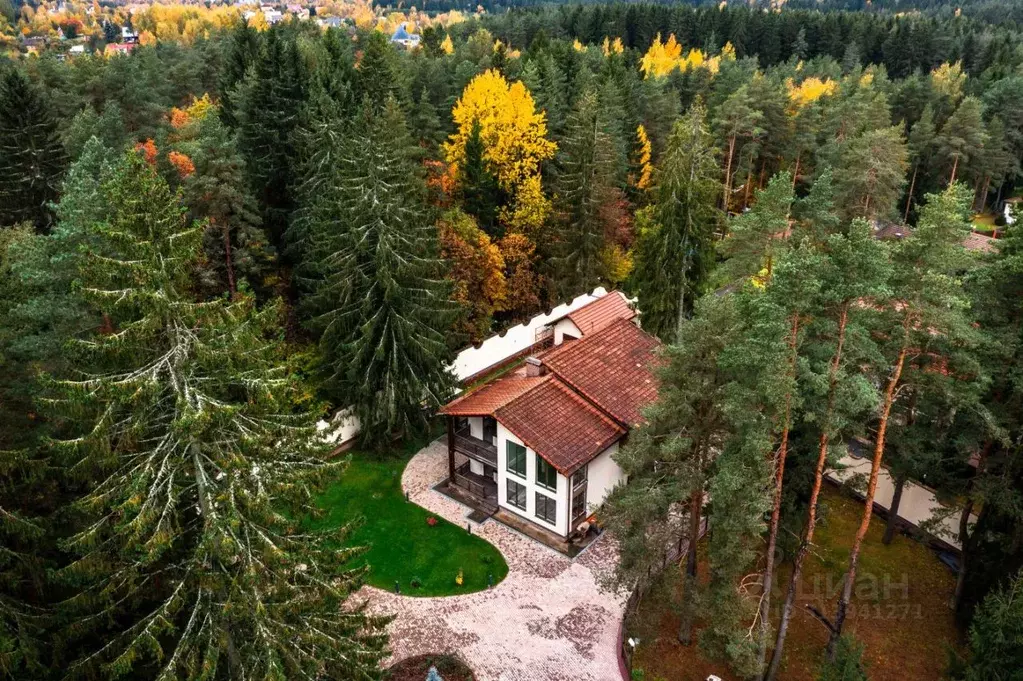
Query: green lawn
972,212,998,232
307,447,509,597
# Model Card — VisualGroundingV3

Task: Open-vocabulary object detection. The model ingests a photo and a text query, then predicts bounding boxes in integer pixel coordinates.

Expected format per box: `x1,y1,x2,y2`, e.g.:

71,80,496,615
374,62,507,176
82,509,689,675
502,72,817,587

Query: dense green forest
2,3,1023,680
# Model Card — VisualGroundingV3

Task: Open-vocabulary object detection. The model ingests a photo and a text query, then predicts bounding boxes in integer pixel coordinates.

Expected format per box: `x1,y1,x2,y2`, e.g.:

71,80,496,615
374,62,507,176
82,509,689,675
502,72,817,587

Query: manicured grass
972,212,998,232
627,485,961,681
307,446,508,597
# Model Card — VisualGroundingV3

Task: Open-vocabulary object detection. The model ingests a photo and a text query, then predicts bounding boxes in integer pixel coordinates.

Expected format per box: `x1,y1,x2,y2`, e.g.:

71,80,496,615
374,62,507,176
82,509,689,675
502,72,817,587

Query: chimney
525,356,545,377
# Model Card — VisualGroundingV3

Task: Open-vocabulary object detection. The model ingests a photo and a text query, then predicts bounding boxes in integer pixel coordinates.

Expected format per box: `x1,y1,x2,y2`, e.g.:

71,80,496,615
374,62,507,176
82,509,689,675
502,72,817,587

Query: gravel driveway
361,439,628,681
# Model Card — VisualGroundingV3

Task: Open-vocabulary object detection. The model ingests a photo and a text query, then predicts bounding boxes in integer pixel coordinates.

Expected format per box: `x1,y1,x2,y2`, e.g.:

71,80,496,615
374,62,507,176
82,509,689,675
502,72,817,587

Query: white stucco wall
467,416,483,441
553,318,582,346
585,442,626,513
495,423,570,537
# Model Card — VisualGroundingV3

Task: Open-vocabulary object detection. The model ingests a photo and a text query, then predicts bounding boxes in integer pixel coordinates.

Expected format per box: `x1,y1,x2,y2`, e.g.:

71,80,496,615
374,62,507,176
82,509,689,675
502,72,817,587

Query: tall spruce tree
0,67,66,231
177,111,275,298
552,89,621,297
49,151,388,680
632,101,720,342
303,99,454,446
235,27,308,251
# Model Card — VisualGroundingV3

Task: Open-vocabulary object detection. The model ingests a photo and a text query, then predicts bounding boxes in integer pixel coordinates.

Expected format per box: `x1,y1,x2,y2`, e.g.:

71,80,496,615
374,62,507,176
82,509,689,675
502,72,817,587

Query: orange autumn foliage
135,139,158,165
168,151,196,178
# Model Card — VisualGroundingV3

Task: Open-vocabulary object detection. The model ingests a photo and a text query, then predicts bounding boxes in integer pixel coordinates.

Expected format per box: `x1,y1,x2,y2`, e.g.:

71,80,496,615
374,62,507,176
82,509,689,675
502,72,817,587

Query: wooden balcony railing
453,426,498,466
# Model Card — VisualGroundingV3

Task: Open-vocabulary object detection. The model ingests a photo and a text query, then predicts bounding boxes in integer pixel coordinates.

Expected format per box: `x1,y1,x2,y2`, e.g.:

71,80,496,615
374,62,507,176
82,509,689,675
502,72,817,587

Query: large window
572,465,587,489
572,487,588,524
536,454,557,490
535,492,557,525
506,479,527,510
506,441,526,478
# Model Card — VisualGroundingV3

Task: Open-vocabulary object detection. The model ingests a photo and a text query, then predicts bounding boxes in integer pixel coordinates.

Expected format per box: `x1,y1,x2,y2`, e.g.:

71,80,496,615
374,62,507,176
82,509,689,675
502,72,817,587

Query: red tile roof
562,291,636,336
541,318,660,428
441,375,548,416
496,377,625,475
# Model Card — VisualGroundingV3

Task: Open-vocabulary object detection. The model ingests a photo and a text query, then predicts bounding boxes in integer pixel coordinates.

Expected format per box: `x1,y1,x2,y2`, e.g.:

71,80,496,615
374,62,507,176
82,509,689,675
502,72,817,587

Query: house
121,26,139,44
440,292,659,542
390,23,421,49
69,44,87,56
104,42,135,57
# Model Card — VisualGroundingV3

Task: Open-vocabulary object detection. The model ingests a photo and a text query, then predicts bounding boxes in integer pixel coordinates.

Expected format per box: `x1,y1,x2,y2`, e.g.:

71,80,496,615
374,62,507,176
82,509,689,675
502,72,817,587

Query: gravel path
361,439,628,681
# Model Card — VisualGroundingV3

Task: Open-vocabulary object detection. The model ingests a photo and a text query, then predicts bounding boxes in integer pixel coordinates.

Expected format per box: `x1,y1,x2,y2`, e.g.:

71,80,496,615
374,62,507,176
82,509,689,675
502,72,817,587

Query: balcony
453,426,498,467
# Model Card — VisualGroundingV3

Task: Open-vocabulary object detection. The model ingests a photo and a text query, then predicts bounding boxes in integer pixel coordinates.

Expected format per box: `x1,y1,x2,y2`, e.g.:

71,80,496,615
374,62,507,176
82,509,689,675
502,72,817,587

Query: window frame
535,454,558,491
535,491,557,525
506,440,527,478
506,478,527,510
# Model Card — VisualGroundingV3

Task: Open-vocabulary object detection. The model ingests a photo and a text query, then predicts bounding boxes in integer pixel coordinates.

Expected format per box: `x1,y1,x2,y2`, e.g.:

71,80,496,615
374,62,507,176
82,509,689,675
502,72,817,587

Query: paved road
361,439,628,681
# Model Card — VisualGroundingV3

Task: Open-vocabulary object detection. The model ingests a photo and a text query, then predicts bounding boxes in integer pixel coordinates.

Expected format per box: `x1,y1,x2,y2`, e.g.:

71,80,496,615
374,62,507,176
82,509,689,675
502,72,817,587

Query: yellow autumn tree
641,34,733,79
640,33,683,78
931,60,966,102
786,76,838,108
602,36,624,56
633,124,653,190
440,33,454,54
445,69,556,234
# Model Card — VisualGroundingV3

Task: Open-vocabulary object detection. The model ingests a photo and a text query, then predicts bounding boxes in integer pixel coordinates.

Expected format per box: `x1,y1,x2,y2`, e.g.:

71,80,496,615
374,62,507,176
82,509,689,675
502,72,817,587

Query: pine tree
903,105,937,221
602,293,741,646
718,170,794,285
303,100,455,446
713,84,764,213
632,101,720,342
937,96,987,186
49,151,389,680
827,183,975,654
0,67,66,231
832,125,908,221
552,89,621,297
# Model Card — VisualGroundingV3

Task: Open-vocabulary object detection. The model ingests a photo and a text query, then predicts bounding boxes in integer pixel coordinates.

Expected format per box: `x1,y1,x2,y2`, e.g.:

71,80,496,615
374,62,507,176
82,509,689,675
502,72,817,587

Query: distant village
3,0,438,59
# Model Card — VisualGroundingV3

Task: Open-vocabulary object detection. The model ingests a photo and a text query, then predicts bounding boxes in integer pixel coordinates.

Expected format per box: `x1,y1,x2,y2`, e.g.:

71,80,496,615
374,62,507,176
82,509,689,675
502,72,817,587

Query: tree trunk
953,443,988,611
828,316,910,657
980,176,992,217
903,164,919,223
882,476,906,545
766,303,848,681
678,489,703,645
723,136,737,213
791,153,801,191
221,219,237,297
756,314,800,679
949,155,960,186
744,169,754,209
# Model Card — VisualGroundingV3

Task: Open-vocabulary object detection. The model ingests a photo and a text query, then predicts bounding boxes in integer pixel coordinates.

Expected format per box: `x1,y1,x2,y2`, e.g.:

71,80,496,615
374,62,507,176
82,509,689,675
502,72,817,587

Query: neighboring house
121,26,139,44
317,16,343,28
440,292,659,541
104,42,135,57
69,44,87,56
390,23,421,49
875,220,1000,254
1005,197,1020,226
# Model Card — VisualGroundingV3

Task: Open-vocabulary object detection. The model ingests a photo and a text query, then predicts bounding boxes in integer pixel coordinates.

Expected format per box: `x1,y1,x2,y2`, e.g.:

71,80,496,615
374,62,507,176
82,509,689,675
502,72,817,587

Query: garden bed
384,654,476,681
